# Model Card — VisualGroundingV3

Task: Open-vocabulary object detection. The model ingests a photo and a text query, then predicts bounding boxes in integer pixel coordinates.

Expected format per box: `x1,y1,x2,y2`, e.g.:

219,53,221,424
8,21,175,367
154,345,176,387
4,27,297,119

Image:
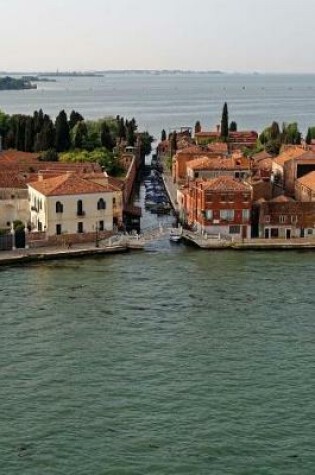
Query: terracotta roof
0,172,27,189
28,173,114,197
270,195,295,203
0,150,40,164
108,176,125,191
187,156,250,171
252,150,273,161
198,176,252,192
296,171,315,190
273,146,305,167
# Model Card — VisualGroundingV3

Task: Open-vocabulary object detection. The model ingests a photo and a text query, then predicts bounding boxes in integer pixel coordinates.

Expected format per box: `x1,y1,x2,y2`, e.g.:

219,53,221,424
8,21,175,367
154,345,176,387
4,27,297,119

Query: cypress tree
126,122,136,147
118,117,126,141
161,129,167,142
24,117,34,152
100,122,114,150
69,110,84,130
306,128,312,145
229,121,237,132
194,121,201,134
220,103,229,140
55,110,70,152
171,131,177,156
73,121,88,149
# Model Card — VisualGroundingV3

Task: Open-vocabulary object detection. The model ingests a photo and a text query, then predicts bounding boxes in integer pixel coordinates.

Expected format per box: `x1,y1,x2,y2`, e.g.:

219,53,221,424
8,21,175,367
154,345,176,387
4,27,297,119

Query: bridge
101,222,180,249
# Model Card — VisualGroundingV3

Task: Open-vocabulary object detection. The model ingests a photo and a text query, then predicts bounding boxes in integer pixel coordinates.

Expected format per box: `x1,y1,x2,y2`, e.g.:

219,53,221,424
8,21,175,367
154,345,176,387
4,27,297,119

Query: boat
169,229,182,242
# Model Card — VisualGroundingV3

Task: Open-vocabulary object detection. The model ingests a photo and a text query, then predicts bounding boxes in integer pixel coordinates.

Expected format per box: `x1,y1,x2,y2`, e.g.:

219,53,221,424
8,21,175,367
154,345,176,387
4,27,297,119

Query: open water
0,73,315,474
2,72,315,138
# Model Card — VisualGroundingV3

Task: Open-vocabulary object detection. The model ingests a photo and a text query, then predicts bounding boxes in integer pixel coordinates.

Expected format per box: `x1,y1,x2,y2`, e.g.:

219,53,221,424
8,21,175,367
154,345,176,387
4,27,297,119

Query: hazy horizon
1,0,315,73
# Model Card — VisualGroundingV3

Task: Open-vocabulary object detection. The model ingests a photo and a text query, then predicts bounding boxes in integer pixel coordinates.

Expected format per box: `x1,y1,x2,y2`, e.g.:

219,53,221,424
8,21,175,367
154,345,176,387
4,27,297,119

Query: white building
28,173,119,237
0,172,30,229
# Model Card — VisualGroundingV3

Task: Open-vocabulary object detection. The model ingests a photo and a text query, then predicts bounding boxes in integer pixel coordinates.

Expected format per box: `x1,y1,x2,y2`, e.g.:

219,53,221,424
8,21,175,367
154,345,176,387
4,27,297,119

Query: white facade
0,189,30,229
28,187,115,236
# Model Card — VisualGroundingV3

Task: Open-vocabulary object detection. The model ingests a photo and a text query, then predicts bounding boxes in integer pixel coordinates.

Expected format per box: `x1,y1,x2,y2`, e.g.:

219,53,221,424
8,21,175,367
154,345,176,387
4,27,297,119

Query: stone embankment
182,233,315,250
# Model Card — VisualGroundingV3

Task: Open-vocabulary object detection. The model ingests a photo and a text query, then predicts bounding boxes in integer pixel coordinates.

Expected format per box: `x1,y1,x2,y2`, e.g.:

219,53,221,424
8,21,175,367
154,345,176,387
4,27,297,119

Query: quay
182,232,315,250
0,242,131,267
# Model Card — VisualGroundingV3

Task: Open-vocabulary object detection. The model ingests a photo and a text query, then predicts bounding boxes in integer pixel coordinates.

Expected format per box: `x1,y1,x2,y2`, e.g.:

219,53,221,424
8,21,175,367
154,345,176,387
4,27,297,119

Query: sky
1,0,315,73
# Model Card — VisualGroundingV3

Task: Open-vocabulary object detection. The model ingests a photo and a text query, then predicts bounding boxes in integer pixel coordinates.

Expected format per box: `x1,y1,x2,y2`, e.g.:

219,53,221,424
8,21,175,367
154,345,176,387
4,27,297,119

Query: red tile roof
198,176,252,192
296,171,315,190
28,173,114,197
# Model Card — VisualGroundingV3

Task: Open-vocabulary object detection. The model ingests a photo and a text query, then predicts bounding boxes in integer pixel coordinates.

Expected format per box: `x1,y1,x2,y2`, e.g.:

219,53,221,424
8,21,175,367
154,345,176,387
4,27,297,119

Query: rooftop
28,173,115,197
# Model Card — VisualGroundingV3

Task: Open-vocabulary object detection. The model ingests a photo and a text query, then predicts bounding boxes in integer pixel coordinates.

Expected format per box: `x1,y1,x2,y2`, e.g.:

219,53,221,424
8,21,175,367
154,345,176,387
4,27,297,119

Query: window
77,200,84,216
56,224,62,235
242,209,250,221
77,222,83,233
307,229,313,235
113,197,116,207
220,209,234,221
38,221,43,232
265,215,270,223
243,194,250,202
97,198,106,210
205,210,213,220
229,225,241,234
220,195,228,202
99,220,104,231
279,215,286,224
56,201,63,213
291,215,297,224
205,192,212,203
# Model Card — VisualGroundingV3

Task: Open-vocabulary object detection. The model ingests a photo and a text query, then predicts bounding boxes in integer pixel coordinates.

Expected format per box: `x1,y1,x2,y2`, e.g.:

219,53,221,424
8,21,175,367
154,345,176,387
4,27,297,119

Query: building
295,171,315,202
28,172,119,242
172,146,227,183
181,176,253,239
259,197,315,239
186,155,251,181
283,150,315,196
0,172,29,230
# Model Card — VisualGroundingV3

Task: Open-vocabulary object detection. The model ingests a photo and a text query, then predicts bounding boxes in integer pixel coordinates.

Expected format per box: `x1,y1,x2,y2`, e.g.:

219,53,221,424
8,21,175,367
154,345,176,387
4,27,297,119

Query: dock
0,243,130,267
182,232,315,250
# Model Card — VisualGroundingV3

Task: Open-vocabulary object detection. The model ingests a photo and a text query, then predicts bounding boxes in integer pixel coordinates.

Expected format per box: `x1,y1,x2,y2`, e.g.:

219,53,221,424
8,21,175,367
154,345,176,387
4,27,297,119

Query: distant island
21,75,56,83
98,70,224,75
0,76,37,91
37,71,103,78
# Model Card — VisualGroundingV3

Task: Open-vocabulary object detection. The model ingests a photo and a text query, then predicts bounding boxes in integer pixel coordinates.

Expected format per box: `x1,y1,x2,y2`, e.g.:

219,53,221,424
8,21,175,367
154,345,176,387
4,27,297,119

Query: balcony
31,206,38,212
77,211,86,217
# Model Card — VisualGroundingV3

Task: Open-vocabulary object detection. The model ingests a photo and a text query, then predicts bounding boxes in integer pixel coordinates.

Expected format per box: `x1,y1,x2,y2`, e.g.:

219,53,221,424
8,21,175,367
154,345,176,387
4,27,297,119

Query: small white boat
169,230,182,243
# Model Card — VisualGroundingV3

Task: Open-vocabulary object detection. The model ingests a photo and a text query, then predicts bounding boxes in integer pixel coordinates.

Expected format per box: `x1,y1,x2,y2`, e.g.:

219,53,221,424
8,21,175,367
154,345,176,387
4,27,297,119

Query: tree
171,131,177,156
220,102,229,140
55,110,70,152
33,109,44,134
161,129,167,142
126,122,136,147
69,110,84,130
229,121,237,132
282,122,301,145
34,115,55,151
40,148,58,161
118,117,126,141
24,117,34,152
100,122,115,150
195,121,201,134
72,121,88,149
139,131,154,157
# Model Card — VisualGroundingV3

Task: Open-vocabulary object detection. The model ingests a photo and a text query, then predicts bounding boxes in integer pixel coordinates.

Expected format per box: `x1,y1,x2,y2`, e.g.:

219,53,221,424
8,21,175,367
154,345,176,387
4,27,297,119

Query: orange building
180,176,253,239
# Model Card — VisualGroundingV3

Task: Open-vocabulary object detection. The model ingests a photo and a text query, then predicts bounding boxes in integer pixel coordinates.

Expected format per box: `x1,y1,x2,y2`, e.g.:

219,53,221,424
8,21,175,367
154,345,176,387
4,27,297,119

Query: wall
29,189,114,236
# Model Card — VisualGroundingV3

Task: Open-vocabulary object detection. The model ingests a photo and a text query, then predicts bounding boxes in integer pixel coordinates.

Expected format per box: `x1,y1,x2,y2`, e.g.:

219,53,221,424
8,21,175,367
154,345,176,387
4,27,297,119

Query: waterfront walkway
0,242,128,266
182,232,315,250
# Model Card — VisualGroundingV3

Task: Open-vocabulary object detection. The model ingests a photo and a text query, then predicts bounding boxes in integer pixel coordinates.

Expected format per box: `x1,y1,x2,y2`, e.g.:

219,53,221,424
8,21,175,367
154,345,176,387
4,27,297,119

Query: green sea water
0,244,314,474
